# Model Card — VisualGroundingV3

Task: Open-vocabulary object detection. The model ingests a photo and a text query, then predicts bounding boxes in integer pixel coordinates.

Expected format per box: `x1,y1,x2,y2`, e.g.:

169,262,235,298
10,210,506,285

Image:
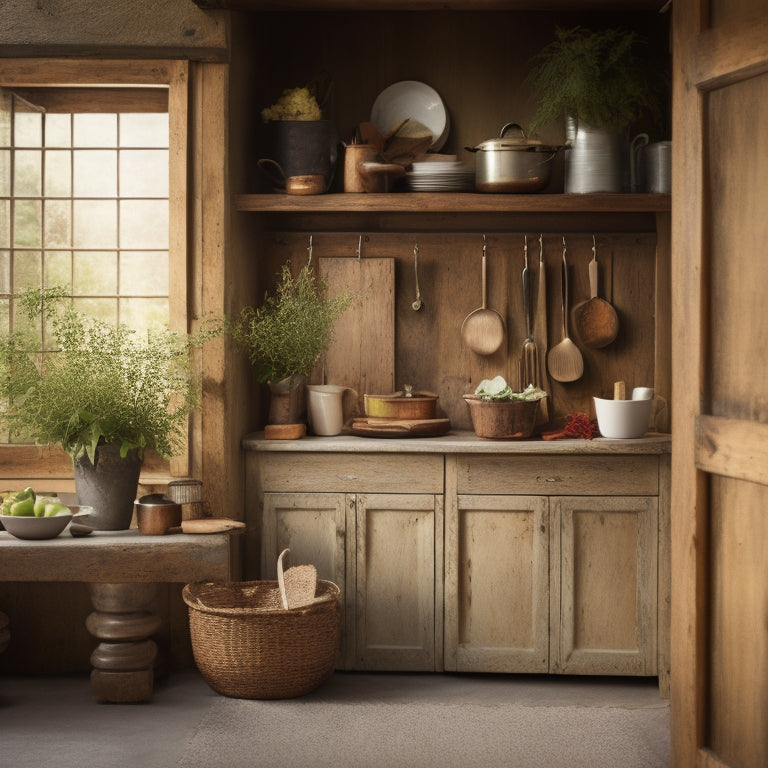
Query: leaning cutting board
319,257,395,412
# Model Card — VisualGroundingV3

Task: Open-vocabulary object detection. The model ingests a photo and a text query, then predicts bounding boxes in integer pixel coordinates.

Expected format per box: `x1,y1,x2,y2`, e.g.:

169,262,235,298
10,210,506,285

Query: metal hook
524,234,529,268
592,234,597,260
538,233,543,257
562,235,567,259
412,243,422,311
357,234,363,261
482,233,487,256
307,235,313,267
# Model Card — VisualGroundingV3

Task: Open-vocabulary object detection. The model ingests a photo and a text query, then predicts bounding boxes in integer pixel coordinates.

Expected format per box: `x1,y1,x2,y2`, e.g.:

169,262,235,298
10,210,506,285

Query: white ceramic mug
632,387,654,401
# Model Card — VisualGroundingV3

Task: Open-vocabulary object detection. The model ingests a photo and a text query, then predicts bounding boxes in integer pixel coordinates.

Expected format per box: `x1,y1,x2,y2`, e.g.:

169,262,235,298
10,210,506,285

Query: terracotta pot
463,395,541,439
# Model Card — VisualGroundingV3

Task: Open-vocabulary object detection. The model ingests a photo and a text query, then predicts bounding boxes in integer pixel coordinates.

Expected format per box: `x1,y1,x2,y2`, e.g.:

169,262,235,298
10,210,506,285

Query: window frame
0,59,190,488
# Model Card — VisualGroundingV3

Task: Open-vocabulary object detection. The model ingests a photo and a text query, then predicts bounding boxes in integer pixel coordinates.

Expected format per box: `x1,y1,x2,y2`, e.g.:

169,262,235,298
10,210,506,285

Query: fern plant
0,287,219,464
228,262,351,384
528,26,662,135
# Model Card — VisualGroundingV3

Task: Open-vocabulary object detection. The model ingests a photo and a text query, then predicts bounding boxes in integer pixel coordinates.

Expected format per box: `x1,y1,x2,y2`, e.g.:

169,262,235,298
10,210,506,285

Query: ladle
548,237,584,382
573,236,620,348
461,235,505,355
520,236,538,389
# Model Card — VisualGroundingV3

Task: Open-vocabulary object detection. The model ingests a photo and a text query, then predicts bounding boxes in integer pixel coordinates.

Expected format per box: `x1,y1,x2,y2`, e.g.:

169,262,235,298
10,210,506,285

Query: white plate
371,81,449,152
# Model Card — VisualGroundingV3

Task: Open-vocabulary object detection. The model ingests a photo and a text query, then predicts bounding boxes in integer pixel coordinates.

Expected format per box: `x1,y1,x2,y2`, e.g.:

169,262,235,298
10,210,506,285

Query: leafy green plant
228,262,351,384
0,287,219,463
527,26,662,134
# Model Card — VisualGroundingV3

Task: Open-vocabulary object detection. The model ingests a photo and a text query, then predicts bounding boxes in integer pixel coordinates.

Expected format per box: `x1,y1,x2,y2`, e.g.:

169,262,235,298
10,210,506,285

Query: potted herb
527,26,663,192
0,287,219,530
228,261,351,425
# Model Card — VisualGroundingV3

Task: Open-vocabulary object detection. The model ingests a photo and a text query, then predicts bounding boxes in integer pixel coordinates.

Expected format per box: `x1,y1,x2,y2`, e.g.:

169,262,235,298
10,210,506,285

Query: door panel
672,1,768,765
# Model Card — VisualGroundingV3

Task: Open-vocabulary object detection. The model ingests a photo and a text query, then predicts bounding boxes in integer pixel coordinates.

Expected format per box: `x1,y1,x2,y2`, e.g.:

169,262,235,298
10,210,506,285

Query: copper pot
364,390,438,420
135,494,181,535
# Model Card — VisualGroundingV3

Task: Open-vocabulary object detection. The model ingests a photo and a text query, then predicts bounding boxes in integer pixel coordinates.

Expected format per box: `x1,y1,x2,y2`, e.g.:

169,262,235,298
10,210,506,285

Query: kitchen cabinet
254,451,444,670
443,452,668,692
246,434,670,694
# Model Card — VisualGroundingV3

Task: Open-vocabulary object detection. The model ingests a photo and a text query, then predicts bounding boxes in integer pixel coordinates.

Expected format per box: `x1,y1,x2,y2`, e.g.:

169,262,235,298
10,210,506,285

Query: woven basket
182,579,341,699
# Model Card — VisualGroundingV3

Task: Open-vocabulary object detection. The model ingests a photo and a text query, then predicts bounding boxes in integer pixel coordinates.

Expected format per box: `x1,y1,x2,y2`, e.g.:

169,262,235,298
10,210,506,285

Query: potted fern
0,287,219,530
527,26,663,192
228,261,350,426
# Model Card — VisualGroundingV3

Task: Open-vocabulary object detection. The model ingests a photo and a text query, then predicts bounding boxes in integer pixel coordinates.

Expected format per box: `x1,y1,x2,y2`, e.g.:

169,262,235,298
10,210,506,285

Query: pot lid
472,122,556,152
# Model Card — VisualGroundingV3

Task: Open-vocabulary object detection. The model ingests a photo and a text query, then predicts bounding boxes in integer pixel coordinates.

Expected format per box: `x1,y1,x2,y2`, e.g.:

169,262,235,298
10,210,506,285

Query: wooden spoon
573,237,619,348
461,237,505,356
548,237,584,382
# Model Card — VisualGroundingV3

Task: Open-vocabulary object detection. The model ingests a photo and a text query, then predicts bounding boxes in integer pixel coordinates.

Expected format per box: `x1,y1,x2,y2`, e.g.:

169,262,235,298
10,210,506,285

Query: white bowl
593,397,653,439
0,511,73,540
371,80,449,151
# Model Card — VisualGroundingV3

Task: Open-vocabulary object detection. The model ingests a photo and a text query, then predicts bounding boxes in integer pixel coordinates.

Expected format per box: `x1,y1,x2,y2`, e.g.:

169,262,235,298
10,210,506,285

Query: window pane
13,200,41,247
14,112,42,147
44,250,72,288
73,251,117,295
74,114,117,148
13,250,41,290
44,200,71,248
120,297,169,336
120,113,168,148
44,114,71,148
120,150,168,197
0,201,8,248
44,150,72,197
73,200,117,248
0,250,9,294
73,296,117,325
13,149,41,196
0,150,9,195
120,251,168,295
120,200,168,249
74,149,117,197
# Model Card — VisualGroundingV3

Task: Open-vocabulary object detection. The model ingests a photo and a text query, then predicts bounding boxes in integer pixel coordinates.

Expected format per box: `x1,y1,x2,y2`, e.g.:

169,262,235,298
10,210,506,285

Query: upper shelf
195,1,668,10
234,192,671,214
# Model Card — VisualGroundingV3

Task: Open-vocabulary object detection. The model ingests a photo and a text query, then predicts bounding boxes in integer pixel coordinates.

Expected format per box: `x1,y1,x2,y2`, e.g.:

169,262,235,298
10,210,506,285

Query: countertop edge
242,430,672,454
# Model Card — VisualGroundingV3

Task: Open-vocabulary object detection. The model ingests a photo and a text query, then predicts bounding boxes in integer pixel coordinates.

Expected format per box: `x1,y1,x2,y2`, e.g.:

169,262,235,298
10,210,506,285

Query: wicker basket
182,579,341,699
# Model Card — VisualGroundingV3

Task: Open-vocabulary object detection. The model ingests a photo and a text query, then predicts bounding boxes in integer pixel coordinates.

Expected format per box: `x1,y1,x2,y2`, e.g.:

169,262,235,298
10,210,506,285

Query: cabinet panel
451,494,549,673
457,454,659,496
257,452,443,494
551,496,657,676
355,493,442,671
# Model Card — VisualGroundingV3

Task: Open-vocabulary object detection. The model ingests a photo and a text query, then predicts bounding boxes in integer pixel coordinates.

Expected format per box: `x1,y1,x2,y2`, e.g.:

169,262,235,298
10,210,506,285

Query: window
0,60,189,479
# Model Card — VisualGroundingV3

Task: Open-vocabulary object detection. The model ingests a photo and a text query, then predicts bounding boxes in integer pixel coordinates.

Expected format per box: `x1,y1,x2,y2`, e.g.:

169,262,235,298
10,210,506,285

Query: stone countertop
243,429,671,455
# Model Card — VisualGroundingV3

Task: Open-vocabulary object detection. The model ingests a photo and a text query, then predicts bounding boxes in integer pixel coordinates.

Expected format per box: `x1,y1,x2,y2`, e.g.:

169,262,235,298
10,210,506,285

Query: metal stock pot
467,123,560,193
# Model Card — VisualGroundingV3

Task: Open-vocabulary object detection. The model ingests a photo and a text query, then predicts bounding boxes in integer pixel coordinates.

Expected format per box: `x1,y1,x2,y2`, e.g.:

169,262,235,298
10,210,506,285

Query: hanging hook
538,233,543,258
412,243,422,311
562,235,567,259
482,233,487,257
357,234,363,261
524,234,529,268
592,234,597,260
307,235,313,267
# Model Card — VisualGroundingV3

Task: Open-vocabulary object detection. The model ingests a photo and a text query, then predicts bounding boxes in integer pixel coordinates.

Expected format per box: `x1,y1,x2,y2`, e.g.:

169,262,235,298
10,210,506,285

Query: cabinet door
551,496,657,676
446,494,549,673
354,493,443,671
262,492,351,665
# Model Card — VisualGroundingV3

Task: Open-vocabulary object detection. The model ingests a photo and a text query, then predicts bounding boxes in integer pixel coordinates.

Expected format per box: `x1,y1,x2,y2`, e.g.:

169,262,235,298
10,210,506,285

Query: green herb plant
527,26,662,135
0,287,219,464
228,262,351,384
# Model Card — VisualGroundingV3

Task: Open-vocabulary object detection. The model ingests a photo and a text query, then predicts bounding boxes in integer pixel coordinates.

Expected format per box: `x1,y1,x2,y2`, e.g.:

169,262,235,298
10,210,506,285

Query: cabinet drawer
258,452,444,494
456,454,659,496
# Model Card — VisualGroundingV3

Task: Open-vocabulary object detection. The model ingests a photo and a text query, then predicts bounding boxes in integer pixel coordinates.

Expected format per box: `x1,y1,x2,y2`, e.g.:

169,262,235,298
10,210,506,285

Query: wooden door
672,2,768,766
551,496,657,677
447,494,549,673
354,493,443,671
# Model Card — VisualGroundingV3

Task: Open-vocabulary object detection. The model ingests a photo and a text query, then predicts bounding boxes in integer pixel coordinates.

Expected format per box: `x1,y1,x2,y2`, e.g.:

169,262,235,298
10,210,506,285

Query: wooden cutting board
179,518,245,534
319,257,395,411
350,417,450,438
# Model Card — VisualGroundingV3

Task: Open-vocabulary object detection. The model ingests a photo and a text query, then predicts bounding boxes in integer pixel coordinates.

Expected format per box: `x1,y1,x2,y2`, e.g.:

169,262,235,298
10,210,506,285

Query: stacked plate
405,161,475,192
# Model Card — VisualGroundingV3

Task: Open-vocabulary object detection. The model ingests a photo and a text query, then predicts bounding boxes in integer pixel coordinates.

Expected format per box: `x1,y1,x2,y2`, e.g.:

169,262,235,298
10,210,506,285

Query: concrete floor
1,670,670,768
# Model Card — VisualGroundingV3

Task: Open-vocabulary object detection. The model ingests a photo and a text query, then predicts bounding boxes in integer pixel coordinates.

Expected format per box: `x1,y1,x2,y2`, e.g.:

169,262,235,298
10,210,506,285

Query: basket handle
277,548,290,610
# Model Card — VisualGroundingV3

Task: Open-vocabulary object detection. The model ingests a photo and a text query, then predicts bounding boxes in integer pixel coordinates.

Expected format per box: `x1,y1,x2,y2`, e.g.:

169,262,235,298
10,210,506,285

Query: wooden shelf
234,192,671,215
195,1,667,11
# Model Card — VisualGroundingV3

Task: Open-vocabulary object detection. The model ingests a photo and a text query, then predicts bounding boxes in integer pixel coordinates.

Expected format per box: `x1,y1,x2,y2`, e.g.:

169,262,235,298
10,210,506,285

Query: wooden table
0,528,240,703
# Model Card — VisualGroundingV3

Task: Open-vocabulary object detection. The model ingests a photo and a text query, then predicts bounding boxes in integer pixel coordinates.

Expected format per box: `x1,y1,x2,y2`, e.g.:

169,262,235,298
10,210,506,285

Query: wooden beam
695,415,768,487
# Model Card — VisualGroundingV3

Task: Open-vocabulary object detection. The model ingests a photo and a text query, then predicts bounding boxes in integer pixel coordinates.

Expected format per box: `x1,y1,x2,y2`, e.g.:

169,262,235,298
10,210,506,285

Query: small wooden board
180,518,245,534
349,417,450,438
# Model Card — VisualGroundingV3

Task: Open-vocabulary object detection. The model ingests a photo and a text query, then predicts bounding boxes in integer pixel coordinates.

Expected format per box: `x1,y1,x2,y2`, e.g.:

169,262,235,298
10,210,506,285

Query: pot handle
500,122,525,138
257,158,287,188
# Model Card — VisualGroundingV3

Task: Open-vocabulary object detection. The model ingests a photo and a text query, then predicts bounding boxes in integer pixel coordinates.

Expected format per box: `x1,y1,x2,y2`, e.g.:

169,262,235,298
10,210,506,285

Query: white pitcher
306,384,348,436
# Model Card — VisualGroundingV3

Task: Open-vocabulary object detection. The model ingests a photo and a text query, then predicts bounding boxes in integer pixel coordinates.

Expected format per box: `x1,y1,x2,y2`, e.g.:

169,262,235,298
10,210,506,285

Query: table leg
86,583,162,703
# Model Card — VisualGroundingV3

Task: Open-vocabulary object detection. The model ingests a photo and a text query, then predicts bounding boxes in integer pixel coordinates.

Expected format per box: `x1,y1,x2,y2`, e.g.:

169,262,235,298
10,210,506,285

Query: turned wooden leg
86,583,161,703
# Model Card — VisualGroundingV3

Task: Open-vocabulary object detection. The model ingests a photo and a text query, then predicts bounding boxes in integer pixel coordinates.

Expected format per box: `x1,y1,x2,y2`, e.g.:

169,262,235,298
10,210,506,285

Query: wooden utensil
461,237,505,356
178,518,246,534
548,237,584,382
573,236,619,348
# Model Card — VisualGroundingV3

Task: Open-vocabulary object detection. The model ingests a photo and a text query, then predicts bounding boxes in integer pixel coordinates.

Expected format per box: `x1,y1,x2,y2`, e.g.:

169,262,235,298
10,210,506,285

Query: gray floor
1,670,670,768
